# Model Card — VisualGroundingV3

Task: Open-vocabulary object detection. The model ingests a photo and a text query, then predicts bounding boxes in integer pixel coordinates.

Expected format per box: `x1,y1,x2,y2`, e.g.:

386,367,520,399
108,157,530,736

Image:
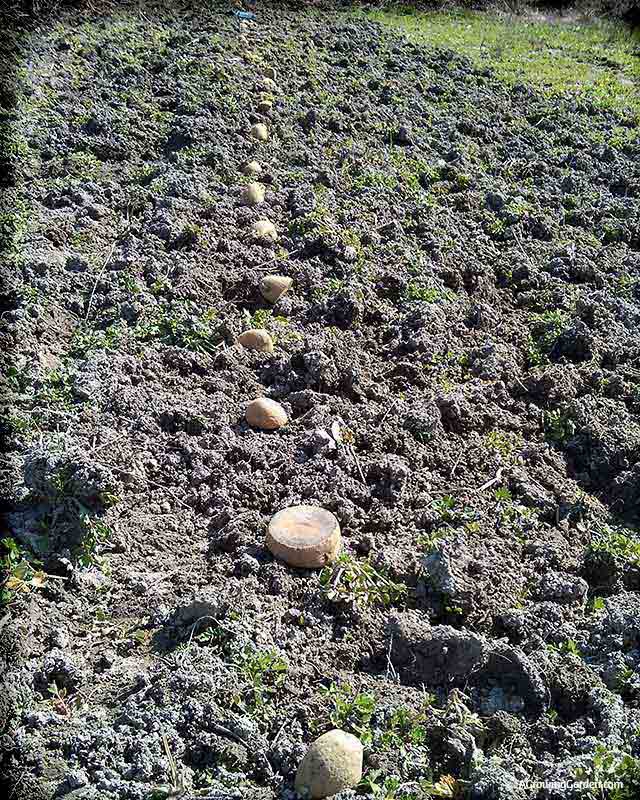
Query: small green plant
77,518,113,567
320,554,407,608
527,310,568,367
588,527,640,568
6,413,36,436
233,646,288,713
545,708,559,724
70,323,124,357
614,272,639,298
322,683,376,744
548,639,581,657
1,538,45,605
484,430,517,458
494,487,513,503
249,308,289,330
543,409,576,446
380,705,428,749
419,496,482,551
134,301,221,353
421,774,463,798
404,284,450,304
575,744,640,800
432,495,456,522
37,369,74,410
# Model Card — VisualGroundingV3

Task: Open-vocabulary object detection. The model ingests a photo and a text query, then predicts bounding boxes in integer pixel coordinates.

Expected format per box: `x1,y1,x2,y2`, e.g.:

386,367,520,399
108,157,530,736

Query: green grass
369,8,640,121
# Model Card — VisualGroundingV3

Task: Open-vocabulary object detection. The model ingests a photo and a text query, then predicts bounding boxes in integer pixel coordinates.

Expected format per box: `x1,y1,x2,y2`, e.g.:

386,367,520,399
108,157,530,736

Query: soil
1,2,640,799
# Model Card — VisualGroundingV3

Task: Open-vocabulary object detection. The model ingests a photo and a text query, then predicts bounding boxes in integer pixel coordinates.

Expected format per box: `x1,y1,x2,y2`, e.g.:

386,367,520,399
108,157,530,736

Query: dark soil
2,2,640,799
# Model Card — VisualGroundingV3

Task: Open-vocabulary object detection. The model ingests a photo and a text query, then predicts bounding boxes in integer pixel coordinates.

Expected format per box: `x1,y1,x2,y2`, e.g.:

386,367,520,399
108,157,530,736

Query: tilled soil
2,2,640,799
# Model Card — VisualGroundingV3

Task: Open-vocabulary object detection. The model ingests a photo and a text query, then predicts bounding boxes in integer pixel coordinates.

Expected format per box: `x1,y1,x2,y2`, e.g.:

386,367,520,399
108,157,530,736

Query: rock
306,429,336,455
250,123,269,141
241,182,265,206
245,398,288,430
266,505,341,568
260,274,292,304
257,100,272,114
237,329,274,353
263,66,276,80
251,220,278,242
294,729,363,798
242,160,262,176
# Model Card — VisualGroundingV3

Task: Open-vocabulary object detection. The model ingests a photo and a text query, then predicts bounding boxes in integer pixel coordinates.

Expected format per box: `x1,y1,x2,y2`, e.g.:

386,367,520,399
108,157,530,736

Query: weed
484,430,519,458
615,272,639,299
545,708,559,724
70,323,125,357
588,527,640,568
1,538,46,606
232,646,288,715
77,518,112,568
322,683,376,744
404,284,451,304
494,487,513,504
527,310,569,367
381,706,428,749
36,369,74,410
575,744,640,800
421,774,463,798
6,413,37,437
47,680,81,716
134,301,221,353
320,553,407,608
543,409,576,446
548,639,581,657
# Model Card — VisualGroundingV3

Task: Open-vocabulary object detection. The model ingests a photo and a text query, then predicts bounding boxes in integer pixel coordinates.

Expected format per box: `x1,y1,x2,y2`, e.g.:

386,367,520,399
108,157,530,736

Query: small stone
295,729,363,798
260,274,291,304
250,123,269,141
246,398,288,430
257,100,272,114
237,328,274,353
266,505,341,569
251,220,278,242
307,429,336,455
241,182,265,206
263,66,276,80
242,160,262,176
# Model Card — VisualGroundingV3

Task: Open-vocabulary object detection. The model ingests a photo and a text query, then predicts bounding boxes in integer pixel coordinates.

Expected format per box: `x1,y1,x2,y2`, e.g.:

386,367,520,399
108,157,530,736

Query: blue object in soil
234,11,256,20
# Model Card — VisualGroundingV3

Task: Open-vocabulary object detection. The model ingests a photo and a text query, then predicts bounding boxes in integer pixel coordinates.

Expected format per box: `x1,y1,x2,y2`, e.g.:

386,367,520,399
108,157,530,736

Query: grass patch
369,8,640,121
